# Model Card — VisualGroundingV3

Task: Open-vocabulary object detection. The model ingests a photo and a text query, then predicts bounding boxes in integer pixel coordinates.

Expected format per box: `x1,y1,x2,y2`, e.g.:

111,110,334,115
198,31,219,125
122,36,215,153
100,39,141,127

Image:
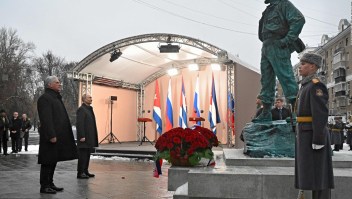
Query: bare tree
0,27,35,114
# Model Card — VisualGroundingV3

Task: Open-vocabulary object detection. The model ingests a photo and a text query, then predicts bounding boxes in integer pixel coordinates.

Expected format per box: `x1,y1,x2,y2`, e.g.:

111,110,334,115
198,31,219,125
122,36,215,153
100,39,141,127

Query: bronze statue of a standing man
254,0,305,122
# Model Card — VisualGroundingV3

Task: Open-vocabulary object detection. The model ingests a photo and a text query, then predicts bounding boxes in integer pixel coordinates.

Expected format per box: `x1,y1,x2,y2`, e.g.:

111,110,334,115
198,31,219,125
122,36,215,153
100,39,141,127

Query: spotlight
211,63,221,71
158,35,180,53
159,44,180,53
188,63,199,71
109,49,122,62
167,68,179,76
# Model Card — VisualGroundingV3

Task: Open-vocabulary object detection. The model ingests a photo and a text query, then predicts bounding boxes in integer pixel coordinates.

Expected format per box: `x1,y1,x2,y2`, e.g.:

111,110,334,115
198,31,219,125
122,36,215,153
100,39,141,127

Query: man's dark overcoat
295,75,334,190
76,103,98,149
0,116,9,140
37,88,77,164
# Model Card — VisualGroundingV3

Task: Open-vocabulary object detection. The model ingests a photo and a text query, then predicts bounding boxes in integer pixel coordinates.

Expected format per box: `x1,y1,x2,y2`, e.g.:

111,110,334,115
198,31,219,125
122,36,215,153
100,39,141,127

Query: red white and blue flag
208,73,221,134
192,76,201,125
165,78,174,131
179,77,188,128
153,79,162,135
227,92,235,135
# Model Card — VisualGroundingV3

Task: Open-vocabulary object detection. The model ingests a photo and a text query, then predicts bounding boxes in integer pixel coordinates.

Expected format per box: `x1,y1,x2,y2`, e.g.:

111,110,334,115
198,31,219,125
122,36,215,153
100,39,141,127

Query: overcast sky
0,0,350,69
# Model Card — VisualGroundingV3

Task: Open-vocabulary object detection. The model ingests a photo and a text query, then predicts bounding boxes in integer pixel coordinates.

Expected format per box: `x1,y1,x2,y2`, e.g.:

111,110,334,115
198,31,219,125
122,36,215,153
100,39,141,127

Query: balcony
332,61,347,70
334,82,346,93
334,47,345,55
336,96,347,107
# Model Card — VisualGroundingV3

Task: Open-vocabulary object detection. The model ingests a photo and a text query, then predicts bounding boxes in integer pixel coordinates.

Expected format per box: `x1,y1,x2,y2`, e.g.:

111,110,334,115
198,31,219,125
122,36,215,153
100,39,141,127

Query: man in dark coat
271,98,290,120
295,53,334,199
0,109,10,155
9,112,21,153
331,117,343,151
20,113,32,151
76,93,98,179
345,122,352,151
37,75,78,194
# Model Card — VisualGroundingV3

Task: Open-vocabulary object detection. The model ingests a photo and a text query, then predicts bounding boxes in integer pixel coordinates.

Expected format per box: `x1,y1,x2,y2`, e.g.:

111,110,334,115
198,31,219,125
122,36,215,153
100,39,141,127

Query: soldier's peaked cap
300,53,322,68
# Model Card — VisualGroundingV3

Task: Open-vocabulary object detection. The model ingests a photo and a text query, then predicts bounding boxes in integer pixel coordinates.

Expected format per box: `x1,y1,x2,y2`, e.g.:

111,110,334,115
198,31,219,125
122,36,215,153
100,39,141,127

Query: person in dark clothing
0,110,10,155
331,117,343,152
9,112,21,153
271,98,291,121
20,113,32,151
345,122,352,151
37,76,78,194
76,93,99,179
295,53,334,199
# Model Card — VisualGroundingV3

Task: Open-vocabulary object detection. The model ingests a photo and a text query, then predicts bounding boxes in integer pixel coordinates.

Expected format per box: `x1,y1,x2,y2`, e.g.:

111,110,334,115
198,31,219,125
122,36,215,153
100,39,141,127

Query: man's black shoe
77,173,89,179
11,151,17,154
332,149,339,152
50,184,64,191
85,172,95,178
40,187,57,194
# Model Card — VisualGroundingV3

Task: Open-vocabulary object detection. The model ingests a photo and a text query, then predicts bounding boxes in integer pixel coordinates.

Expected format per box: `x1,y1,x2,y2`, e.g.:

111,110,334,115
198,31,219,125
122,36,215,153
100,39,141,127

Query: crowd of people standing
0,110,32,155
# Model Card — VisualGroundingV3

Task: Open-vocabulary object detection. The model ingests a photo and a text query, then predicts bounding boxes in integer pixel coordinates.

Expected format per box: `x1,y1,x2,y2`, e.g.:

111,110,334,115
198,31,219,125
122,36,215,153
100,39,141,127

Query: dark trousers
334,144,340,151
312,189,331,199
340,132,344,149
10,133,19,152
40,163,57,188
0,133,8,154
19,131,29,151
77,148,91,174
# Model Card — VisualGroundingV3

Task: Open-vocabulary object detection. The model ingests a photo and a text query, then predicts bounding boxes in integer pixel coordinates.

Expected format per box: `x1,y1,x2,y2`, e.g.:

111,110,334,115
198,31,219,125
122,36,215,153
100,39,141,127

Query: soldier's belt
296,116,312,123
332,129,341,132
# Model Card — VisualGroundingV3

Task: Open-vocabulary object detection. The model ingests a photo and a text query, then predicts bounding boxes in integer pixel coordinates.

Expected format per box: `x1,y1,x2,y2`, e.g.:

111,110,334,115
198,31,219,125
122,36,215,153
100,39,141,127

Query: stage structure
69,33,260,147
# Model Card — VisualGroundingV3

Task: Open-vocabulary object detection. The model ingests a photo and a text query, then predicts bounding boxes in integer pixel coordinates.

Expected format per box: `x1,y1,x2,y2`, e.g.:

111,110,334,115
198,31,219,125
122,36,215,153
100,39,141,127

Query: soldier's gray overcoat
295,75,334,190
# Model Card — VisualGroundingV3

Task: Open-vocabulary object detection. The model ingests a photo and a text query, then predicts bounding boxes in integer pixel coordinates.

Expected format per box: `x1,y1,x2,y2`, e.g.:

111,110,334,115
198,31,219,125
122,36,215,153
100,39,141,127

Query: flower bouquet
154,126,218,167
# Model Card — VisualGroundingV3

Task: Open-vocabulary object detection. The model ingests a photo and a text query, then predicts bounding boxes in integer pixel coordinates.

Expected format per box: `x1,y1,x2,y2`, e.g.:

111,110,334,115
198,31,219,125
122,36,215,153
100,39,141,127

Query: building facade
293,19,352,119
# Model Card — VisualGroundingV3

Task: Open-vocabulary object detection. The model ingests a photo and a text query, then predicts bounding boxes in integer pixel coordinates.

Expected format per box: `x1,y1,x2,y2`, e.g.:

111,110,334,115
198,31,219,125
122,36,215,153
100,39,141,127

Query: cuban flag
179,77,188,128
208,73,221,134
153,79,162,135
227,92,235,135
192,76,201,125
165,78,174,131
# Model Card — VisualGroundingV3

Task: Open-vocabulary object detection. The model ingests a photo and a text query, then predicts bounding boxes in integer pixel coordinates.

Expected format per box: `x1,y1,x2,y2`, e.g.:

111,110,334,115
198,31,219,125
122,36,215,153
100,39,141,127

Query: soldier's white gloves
312,144,324,150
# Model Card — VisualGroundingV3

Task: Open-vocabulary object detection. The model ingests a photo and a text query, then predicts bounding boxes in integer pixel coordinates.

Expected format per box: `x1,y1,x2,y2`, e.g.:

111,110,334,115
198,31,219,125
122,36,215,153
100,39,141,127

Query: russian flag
179,77,188,128
165,78,174,131
227,92,235,135
153,79,162,135
208,73,221,134
192,76,201,125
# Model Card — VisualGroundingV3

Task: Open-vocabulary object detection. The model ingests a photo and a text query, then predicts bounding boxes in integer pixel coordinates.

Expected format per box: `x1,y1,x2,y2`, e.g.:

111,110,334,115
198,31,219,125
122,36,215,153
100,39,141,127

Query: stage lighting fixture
211,63,221,71
159,44,180,53
109,49,122,62
188,63,199,71
167,68,179,76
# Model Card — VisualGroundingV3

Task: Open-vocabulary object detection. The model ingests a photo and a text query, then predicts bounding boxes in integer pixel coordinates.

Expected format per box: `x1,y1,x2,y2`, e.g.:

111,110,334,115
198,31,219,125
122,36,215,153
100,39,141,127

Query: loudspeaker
110,96,117,101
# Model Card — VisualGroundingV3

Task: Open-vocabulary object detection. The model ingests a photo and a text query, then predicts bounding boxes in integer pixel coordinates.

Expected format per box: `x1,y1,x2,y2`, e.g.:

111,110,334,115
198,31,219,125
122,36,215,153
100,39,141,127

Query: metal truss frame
70,33,235,146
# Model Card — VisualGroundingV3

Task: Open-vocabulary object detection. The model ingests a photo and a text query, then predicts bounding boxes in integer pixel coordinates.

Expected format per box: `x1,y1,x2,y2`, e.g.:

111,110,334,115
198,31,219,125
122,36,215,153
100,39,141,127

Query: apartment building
292,19,352,118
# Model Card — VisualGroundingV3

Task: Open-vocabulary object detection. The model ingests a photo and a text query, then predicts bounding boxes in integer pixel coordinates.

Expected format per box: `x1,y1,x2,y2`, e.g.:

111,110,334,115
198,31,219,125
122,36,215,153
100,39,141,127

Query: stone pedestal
242,120,295,157
170,149,352,199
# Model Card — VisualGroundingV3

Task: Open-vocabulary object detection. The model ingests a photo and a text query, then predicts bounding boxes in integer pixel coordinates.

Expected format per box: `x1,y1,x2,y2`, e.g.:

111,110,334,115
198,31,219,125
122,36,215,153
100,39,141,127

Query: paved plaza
0,131,172,199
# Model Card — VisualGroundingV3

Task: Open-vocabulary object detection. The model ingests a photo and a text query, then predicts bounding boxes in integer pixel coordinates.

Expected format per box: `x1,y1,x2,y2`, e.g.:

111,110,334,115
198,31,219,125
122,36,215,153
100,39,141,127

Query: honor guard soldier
295,53,334,199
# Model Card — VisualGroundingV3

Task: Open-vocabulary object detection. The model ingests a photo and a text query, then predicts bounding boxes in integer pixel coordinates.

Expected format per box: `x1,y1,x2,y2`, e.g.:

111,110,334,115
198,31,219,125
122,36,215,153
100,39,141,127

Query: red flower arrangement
155,126,217,166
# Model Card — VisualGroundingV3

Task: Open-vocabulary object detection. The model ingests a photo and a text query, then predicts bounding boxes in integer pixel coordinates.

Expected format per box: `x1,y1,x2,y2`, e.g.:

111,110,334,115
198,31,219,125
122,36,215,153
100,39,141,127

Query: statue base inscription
242,120,295,158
